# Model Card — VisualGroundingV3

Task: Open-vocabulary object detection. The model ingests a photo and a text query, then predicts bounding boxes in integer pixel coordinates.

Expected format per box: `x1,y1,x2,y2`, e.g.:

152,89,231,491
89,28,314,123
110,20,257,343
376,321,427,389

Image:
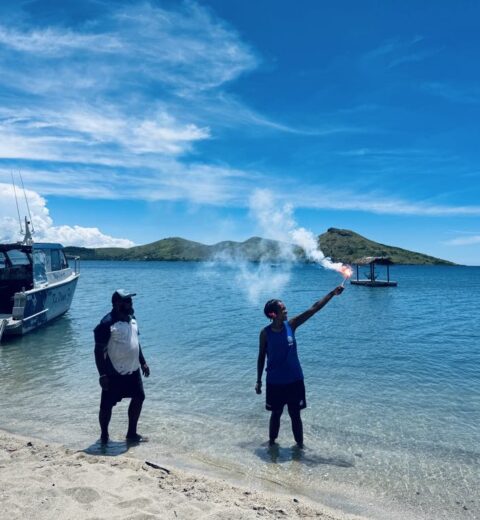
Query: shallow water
1,262,479,519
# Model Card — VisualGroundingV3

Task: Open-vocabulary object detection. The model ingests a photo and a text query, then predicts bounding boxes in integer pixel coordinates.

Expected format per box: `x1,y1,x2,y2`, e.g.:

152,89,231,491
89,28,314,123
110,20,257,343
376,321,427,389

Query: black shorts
100,369,145,409
266,379,306,412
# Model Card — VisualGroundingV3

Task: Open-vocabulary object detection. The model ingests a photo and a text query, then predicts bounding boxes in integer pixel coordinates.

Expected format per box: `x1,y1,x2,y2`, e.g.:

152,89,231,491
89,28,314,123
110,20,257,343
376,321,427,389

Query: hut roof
353,256,394,265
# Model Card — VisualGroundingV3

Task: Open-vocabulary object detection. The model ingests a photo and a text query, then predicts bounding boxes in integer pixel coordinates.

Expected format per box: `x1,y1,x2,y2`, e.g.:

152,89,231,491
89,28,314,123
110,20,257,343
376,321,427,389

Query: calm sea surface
1,261,479,519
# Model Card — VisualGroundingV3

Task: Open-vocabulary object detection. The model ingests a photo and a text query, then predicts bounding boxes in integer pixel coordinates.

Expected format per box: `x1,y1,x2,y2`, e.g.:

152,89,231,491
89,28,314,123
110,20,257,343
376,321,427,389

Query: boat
0,219,80,342
350,256,398,287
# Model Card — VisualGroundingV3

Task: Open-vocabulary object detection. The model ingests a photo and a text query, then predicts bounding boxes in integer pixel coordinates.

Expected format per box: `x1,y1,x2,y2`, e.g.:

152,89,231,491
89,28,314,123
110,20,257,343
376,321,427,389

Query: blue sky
0,0,479,264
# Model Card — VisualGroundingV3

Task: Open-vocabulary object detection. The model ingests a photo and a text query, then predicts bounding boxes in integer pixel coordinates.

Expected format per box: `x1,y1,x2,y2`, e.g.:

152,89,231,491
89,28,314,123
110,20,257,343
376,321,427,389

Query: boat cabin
0,243,70,314
351,256,397,287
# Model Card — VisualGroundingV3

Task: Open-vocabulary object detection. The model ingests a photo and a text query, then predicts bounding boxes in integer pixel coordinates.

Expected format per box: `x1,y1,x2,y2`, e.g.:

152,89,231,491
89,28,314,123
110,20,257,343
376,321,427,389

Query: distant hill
64,236,298,262
319,228,455,265
64,229,454,265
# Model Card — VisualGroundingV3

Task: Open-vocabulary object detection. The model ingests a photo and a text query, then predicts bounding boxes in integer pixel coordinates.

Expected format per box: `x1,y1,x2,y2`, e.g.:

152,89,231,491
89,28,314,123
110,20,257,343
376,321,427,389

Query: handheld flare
339,265,353,287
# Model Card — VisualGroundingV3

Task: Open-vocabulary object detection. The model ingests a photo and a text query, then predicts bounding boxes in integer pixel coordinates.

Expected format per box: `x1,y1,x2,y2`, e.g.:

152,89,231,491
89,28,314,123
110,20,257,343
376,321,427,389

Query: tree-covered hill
64,229,454,265
318,228,454,265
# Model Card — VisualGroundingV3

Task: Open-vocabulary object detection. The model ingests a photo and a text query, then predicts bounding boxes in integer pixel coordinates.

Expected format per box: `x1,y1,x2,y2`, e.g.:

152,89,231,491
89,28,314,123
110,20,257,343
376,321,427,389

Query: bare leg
287,404,303,447
269,408,283,445
99,406,112,443
126,395,144,440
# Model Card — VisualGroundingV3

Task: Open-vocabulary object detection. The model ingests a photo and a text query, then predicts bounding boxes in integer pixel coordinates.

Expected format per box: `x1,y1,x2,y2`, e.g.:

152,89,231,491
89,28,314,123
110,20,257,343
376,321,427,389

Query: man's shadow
82,438,142,457
250,442,354,467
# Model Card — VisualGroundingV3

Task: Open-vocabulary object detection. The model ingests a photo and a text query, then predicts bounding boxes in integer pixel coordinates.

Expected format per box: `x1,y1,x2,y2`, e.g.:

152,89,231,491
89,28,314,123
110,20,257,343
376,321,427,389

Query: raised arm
289,285,344,331
255,328,267,394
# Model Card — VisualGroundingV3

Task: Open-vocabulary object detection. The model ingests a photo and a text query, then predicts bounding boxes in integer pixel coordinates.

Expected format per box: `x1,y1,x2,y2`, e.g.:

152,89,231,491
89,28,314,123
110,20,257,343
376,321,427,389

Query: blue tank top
265,321,304,384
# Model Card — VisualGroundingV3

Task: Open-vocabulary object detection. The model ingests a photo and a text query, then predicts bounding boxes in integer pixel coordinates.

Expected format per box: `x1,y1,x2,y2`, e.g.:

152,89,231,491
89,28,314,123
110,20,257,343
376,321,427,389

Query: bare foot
126,433,148,443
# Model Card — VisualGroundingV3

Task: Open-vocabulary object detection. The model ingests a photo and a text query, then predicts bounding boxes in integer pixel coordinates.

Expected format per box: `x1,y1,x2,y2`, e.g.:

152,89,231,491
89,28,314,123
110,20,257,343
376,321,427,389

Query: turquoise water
1,261,479,519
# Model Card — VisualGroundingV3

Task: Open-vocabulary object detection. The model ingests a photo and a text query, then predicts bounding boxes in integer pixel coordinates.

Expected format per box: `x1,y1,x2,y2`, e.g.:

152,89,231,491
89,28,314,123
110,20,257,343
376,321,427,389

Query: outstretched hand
332,285,344,296
142,363,150,377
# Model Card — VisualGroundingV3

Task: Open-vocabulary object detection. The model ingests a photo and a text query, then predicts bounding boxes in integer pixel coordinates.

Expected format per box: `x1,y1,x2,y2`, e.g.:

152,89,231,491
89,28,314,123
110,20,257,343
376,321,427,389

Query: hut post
370,262,374,281
356,264,359,281
387,264,390,282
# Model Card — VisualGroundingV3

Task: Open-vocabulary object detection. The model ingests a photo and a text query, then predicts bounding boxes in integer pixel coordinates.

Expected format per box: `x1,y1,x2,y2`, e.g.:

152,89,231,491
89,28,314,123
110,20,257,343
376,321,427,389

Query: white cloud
2,165,480,219
0,183,134,247
0,2,255,166
445,235,480,246
421,82,480,105
285,187,480,217
363,36,438,70
0,2,478,226
0,26,122,55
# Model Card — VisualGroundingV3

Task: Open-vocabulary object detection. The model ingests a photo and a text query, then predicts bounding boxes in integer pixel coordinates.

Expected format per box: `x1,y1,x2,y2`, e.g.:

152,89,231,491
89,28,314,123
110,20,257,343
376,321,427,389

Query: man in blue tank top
256,285,344,448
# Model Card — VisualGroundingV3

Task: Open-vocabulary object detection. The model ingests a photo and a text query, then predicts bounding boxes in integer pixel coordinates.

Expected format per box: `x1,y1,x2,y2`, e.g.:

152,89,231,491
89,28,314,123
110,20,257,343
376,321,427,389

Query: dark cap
112,289,136,303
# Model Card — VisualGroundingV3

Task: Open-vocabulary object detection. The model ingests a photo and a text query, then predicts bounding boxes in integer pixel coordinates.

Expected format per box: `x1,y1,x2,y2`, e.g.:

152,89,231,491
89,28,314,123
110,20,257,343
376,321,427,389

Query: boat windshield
6,249,30,266
32,249,48,286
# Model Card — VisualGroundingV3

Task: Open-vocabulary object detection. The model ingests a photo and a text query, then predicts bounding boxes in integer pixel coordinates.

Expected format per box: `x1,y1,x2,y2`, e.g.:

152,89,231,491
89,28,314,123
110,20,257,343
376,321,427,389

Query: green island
64,227,455,265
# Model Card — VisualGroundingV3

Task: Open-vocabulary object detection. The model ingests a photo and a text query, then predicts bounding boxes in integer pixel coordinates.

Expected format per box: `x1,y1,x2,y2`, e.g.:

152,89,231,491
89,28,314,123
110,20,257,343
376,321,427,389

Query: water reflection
0,314,81,386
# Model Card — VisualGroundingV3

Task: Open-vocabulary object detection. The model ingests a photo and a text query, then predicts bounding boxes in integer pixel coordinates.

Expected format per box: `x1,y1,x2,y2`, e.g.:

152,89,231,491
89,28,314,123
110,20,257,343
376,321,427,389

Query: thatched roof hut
353,256,394,266
351,256,397,287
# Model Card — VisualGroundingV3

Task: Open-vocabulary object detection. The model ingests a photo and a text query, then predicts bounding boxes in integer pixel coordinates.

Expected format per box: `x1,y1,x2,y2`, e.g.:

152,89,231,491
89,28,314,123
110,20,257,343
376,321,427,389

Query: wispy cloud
2,161,479,218
0,160,259,206
0,26,122,55
421,82,480,104
2,0,346,211
0,2,256,168
363,36,439,69
282,187,480,217
445,233,480,246
1,1,479,232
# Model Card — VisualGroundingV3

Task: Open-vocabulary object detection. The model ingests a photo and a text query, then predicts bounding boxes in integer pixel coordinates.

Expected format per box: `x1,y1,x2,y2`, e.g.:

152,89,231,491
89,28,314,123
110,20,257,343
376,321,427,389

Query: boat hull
4,274,79,337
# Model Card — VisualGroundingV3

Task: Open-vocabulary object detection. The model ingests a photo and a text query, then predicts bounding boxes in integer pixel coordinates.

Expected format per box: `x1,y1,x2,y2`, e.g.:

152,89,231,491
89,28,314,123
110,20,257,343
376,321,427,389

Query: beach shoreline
0,428,368,520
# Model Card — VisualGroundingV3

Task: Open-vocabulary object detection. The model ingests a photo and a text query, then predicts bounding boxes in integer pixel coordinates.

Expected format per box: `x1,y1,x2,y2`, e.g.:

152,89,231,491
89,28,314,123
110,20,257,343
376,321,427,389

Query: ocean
1,261,479,520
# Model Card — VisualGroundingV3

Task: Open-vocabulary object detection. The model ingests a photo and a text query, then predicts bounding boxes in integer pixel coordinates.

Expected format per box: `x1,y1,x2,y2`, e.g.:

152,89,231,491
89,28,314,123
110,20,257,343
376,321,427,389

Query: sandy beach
0,429,367,520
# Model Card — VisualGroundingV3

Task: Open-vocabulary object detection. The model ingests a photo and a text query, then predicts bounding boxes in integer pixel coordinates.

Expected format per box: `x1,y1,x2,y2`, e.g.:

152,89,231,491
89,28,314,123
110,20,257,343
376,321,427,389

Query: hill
64,229,454,265
319,228,454,265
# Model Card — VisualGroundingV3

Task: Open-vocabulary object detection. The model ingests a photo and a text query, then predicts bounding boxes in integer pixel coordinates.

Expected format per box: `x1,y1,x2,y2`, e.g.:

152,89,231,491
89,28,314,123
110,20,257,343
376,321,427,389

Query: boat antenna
11,171,24,234
19,170,35,234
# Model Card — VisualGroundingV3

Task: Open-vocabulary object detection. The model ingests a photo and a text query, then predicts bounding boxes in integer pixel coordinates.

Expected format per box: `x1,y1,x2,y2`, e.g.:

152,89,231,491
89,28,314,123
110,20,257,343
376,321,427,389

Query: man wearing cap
94,290,150,443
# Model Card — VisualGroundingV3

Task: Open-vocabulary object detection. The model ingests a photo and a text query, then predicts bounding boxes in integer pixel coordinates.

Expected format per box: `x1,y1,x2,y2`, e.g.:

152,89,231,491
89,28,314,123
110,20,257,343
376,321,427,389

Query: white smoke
250,188,346,273
206,248,291,304
0,183,135,248
207,189,348,305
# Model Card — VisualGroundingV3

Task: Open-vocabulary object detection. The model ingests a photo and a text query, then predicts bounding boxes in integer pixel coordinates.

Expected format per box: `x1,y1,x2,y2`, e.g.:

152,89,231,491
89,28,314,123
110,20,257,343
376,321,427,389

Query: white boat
0,221,80,341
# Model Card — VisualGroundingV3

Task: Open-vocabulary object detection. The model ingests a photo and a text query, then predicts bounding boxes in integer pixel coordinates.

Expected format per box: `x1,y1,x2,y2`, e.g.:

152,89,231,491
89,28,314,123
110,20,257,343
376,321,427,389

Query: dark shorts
100,369,145,409
266,379,307,412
